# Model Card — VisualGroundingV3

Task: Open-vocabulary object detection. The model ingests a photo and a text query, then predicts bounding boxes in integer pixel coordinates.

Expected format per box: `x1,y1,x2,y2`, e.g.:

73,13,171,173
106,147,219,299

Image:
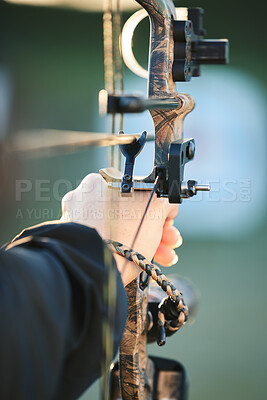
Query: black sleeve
0,222,128,400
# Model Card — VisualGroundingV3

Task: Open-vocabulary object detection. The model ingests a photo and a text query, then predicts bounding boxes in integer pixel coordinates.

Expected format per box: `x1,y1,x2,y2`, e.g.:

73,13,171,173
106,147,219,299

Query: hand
61,173,182,286
154,218,183,266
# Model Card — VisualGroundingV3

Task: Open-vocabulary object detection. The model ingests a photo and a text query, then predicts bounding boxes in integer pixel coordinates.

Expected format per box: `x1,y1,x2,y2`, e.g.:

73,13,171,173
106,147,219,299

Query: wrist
113,253,142,287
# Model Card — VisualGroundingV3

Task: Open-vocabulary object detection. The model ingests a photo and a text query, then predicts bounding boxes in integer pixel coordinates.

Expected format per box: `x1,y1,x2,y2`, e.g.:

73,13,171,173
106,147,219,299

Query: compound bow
98,1,229,399
6,1,228,398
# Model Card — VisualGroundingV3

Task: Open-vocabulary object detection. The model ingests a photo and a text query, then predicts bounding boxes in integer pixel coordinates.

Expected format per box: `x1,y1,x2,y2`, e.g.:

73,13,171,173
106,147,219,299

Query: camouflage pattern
109,1,194,399
119,279,153,399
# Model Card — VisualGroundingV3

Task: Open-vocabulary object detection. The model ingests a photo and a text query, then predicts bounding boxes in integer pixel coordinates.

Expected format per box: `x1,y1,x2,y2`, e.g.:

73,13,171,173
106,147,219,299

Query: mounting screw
123,174,131,181
187,142,195,160
122,183,130,192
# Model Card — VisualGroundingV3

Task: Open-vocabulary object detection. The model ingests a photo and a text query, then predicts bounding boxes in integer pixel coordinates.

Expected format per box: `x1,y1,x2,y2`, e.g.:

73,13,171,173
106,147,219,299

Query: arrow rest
100,103,210,204
119,130,147,194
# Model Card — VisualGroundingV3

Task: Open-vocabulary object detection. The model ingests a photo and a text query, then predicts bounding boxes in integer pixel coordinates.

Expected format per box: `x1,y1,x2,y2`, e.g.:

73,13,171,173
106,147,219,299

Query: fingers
161,225,183,249
164,218,174,227
154,223,183,266
154,244,178,266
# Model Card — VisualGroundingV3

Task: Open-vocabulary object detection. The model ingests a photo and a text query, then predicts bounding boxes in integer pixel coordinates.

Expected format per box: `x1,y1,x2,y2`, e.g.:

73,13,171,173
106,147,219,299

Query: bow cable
130,172,162,251
101,1,123,399
102,2,182,397
103,0,124,170
113,0,124,172
102,2,159,395
119,172,162,293
102,2,115,399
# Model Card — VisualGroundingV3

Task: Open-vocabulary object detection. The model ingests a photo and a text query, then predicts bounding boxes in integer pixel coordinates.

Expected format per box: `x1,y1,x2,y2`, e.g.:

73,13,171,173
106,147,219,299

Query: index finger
166,204,179,221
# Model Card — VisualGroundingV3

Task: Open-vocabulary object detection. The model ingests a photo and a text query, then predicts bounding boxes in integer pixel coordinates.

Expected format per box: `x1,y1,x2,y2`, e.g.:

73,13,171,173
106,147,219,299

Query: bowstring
102,2,114,398
130,172,162,251
101,1,123,399
103,0,115,167
119,173,162,290
103,0,123,170
101,1,160,398
113,0,124,170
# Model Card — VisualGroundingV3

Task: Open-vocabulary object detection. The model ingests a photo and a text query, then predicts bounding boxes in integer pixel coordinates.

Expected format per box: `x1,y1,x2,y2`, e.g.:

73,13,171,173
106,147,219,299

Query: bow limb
119,280,153,400
138,0,195,170
117,2,193,400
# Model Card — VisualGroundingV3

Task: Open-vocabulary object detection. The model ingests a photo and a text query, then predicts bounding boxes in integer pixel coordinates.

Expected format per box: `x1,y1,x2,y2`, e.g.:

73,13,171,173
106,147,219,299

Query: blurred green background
0,0,266,399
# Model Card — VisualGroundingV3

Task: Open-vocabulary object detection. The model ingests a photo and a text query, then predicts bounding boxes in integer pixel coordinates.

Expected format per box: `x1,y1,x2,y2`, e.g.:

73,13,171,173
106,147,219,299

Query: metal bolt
122,183,130,192
187,142,195,160
123,174,131,181
195,184,210,191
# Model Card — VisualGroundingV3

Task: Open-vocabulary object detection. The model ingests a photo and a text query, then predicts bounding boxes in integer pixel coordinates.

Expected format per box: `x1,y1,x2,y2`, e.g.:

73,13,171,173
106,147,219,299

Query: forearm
0,222,127,400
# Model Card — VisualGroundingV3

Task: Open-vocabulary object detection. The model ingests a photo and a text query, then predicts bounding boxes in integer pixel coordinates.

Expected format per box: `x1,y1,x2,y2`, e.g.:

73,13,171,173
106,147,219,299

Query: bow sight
172,7,228,81
100,5,229,204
